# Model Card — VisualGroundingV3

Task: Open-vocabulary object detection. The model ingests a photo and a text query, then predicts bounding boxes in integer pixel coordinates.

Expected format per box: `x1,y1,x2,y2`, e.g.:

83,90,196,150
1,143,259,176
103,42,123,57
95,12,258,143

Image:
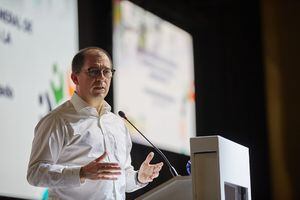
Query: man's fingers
82,153,123,181
97,171,121,176
96,164,121,172
144,152,154,165
88,167,122,180
156,162,163,168
153,164,163,173
96,171,121,180
97,162,120,167
97,175,119,180
94,152,107,162
151,172,159,179
90,174,119,181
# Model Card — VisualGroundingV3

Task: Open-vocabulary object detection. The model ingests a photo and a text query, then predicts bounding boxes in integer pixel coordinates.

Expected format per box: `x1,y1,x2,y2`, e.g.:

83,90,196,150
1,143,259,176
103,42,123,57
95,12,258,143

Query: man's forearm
27,162,82,188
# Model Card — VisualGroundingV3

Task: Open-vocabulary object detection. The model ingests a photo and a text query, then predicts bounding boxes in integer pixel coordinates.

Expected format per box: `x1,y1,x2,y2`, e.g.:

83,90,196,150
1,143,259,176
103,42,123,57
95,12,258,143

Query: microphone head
118,111,127,119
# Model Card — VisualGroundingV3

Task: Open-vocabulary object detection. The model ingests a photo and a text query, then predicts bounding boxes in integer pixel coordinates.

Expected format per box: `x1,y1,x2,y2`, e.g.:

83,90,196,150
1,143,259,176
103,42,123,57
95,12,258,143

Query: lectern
136,135,251,200
190,135,251,200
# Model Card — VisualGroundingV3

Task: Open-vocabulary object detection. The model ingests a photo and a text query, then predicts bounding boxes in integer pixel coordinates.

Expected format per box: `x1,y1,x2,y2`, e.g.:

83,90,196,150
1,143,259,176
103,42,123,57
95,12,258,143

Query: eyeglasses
84,67,116,78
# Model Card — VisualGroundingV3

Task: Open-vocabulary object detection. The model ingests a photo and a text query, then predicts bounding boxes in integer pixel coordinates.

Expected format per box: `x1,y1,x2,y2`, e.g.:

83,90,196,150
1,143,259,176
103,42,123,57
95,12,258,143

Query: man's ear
71,73,79,85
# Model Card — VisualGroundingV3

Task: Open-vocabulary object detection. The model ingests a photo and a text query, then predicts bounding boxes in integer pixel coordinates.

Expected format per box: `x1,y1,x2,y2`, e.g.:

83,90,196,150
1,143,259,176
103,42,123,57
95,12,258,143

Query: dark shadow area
0,1,269,200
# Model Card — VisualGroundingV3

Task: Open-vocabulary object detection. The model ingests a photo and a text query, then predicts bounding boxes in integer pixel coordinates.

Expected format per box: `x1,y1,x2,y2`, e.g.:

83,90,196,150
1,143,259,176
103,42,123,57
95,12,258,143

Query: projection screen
113,0,196,155
0,0,78,199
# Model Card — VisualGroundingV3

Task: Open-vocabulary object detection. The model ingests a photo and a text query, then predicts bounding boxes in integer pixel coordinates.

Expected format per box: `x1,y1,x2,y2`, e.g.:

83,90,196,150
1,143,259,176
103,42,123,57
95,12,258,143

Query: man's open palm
138,152,163,183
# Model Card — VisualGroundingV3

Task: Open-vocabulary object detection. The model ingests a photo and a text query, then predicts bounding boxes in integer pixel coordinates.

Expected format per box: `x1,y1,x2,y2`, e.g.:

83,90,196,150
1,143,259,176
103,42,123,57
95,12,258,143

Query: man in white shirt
27,47,163,200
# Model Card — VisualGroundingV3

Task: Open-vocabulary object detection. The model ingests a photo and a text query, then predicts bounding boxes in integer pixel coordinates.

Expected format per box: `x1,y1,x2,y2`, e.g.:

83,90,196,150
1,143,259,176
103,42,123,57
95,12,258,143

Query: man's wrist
136,171,145,185
79,167,86,183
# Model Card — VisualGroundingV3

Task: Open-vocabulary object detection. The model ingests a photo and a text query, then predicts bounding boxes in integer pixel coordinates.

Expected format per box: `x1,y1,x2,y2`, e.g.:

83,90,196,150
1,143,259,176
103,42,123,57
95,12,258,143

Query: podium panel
136,176,192,200
193,151,219,199
190,135,251,200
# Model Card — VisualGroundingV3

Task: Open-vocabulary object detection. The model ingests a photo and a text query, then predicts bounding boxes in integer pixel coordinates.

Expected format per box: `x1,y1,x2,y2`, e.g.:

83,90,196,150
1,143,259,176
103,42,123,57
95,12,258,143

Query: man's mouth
94,86,105,90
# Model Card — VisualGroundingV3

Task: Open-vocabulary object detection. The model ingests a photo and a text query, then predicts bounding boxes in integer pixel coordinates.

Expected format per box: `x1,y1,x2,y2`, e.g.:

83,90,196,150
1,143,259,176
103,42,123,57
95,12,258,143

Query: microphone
118,110,179,177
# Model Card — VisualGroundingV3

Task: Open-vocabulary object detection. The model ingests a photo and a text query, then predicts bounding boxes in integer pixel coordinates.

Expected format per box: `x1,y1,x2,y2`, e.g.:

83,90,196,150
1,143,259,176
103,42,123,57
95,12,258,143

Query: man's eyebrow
88,66,111,69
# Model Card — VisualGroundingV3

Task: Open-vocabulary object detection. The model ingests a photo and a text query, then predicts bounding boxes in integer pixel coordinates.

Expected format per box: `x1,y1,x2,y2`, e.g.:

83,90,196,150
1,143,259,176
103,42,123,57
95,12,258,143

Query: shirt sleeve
27,113,82,188
123,125,148,192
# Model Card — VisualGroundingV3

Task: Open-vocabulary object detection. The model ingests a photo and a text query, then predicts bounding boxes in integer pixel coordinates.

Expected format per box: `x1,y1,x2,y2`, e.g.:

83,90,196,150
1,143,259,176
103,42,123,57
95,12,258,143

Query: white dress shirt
27,93,145,200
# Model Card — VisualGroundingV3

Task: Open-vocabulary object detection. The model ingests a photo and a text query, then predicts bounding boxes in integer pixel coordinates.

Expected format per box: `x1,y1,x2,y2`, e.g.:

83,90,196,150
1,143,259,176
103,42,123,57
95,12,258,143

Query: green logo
38,63,74,118
50,63,64,104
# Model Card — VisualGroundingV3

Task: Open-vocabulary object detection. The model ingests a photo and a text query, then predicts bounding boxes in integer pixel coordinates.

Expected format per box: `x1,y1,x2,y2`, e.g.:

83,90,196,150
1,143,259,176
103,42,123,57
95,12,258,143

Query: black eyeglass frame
84,67,116,78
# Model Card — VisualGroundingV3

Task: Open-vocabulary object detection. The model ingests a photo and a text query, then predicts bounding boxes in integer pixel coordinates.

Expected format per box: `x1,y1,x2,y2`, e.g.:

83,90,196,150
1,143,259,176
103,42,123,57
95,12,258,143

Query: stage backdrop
113,0,196,155
0,0,78,199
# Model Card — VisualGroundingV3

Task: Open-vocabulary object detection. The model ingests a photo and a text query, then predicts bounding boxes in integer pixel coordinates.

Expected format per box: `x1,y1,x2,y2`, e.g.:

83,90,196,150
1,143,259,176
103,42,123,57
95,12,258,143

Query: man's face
72,50,112,103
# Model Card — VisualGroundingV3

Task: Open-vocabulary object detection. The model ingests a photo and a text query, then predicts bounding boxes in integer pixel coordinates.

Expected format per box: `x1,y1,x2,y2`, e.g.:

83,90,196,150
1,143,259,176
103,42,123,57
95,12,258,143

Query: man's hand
80,152,121,182
138,152,163,184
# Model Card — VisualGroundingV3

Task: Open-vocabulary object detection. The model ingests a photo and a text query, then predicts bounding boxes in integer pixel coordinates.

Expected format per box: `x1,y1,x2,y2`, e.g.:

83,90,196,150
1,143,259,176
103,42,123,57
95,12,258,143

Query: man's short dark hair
71,47,112,74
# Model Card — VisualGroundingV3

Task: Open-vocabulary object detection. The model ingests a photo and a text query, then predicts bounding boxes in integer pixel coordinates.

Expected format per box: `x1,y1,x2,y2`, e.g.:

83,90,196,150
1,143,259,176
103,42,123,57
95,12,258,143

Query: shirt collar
70,92,111,116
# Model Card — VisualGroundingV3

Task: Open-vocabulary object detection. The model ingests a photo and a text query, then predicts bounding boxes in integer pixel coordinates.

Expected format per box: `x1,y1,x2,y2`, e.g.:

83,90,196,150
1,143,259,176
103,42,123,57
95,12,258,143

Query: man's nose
96,71,106,80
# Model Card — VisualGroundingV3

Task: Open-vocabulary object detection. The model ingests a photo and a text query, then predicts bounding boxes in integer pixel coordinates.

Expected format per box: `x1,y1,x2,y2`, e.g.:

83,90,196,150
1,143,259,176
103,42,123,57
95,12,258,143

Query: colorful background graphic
0,0,78,199
113,0,196,155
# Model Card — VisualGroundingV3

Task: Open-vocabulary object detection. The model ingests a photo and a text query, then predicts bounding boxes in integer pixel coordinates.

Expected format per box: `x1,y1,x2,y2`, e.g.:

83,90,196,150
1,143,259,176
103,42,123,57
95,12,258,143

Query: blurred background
0,0,299,199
